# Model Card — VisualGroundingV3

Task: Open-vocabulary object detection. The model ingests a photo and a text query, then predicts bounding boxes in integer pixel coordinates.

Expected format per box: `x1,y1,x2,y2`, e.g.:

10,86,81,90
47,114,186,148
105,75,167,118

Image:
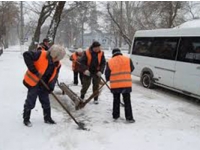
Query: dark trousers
73,71,83,85
24,85,50,110
80,74,100,100
113,93,133,120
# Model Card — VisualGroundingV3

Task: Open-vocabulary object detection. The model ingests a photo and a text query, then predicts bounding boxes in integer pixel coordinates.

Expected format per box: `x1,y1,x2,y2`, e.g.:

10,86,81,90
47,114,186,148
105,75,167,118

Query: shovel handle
100,76,125,106
40,79,83,128
79,82,106,108
100,77,110,90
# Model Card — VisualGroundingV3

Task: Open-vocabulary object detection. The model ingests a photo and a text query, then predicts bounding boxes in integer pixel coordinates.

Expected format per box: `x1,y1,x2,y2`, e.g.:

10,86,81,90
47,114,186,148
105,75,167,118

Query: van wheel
141,73,154,89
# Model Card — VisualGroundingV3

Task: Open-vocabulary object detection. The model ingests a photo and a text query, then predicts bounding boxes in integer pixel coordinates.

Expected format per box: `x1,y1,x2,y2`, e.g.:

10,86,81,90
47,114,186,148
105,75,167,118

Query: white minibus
130,28,200,99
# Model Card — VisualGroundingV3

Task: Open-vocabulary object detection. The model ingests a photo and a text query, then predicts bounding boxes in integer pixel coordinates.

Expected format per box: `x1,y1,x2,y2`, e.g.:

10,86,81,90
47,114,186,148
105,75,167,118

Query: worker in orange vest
105,48,135,123
70,48,83,85
79,41,106,104
37,38,51,51
22,45,66,127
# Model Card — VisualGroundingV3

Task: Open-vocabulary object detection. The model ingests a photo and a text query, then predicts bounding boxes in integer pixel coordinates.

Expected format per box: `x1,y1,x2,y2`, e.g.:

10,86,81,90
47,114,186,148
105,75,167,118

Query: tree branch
107,3,131,47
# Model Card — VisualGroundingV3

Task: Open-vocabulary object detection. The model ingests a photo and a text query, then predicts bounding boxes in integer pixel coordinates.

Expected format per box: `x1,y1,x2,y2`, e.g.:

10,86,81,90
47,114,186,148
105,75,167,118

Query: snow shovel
100,77,110,90
78,81,106,109
56,79,65,95
40,78,88,130
58,82,84,110
100,76,125,107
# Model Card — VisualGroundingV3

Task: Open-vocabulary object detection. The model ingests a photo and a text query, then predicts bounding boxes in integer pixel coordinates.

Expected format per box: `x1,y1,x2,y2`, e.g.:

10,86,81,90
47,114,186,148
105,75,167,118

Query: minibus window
132,38,153,56
151,37,179,60
177,37,200,64
132,37,178,60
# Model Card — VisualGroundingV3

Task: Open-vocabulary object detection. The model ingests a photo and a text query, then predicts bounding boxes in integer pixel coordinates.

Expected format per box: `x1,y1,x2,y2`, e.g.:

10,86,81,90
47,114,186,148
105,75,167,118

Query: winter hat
76,48,83,53
49,44,66,61
43,38,50,43
112,48,122,55
91,41,101,48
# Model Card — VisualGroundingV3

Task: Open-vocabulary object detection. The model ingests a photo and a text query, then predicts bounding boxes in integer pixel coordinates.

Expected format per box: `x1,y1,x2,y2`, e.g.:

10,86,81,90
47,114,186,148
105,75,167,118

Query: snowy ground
0,45,200,150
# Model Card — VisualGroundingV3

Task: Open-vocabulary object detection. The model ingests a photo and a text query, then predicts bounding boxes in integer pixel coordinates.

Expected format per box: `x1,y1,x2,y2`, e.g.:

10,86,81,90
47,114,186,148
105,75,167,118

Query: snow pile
0,45,200,150
175,19,200,28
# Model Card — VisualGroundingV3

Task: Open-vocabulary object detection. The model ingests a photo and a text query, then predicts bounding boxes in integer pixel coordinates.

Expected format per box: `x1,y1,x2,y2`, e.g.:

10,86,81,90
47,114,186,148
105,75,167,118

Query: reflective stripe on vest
26,71,38,83
72,53,78,70
85,49,103,70
108,55,132,89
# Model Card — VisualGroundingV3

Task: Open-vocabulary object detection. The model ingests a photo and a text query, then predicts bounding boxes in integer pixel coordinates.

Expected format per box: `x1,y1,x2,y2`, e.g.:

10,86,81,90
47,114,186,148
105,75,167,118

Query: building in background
76,30,129,51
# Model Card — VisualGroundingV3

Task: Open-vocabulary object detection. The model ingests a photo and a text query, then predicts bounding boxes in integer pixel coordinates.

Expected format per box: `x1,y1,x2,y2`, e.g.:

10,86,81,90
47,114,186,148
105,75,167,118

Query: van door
150,37,179,87
174,37,200,96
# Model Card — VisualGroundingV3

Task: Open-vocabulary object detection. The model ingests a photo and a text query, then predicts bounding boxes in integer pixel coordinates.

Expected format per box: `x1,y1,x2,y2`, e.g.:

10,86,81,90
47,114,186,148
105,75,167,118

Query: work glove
48,87,54,93
84,70,90,76
47,83,54,93
96,71,102,77
36,72,42,79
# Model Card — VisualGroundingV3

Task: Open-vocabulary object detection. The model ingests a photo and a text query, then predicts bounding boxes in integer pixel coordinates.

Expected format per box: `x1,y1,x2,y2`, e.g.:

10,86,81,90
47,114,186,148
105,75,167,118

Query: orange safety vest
71,53,78,71
85,49,103,70
108,55,132,89
41,47,46,51
23,51,61,87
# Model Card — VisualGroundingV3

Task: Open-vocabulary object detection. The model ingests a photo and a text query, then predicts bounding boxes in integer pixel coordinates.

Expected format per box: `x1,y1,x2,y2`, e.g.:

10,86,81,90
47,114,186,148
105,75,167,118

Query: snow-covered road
0,45,200,150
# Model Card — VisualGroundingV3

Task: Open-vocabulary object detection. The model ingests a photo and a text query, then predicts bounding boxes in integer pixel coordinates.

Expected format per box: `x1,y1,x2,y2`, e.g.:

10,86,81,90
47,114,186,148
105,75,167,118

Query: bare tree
46,1,66,43
0,2,19,48
24,1,44,15
157,1,183,28
104,1,189,51
28,1,57,51
137,1,186,28
88,2,99,31
183,2,200,20
107,2,132,47
101,1,140,49
56,8,80,47
55,2,94,48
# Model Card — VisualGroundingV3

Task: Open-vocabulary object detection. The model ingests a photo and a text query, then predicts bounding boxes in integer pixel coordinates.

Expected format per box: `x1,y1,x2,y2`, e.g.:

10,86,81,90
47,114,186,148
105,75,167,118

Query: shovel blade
75,101,86,110
77,122,89,131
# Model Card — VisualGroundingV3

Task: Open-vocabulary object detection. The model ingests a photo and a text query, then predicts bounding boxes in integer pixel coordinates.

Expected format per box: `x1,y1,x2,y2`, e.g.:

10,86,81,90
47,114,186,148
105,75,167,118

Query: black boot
113,93,120,119
43,108,56,124
23,109,32,127
123,93,135,123
94,97,99,104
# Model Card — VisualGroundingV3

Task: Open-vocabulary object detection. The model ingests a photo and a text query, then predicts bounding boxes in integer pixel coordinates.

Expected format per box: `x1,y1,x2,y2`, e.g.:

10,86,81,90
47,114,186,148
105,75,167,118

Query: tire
141,73,154,89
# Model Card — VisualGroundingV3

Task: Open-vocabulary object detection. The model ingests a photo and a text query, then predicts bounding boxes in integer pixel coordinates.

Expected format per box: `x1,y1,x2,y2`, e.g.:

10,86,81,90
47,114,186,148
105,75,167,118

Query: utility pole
119,1,122,48
20,1,24,45
119,1,123,48
81,12,86,48
81,21,84,48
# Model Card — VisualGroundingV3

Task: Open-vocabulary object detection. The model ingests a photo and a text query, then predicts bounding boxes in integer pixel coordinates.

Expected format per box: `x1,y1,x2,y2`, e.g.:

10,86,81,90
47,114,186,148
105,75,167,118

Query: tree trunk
81,21,84,48
107,3,132,47
4,26,9,48
46,1,66,43
28,2,57,51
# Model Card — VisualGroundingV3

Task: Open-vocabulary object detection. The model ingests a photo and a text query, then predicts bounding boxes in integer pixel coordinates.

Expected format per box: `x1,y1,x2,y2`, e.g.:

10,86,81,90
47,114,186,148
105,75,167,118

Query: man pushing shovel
22,44,66,127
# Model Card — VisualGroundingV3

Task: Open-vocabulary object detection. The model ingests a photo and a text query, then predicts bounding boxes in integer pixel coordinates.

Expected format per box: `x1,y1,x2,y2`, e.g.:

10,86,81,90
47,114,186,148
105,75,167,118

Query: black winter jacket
37,42,49,51
79,47,106,74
